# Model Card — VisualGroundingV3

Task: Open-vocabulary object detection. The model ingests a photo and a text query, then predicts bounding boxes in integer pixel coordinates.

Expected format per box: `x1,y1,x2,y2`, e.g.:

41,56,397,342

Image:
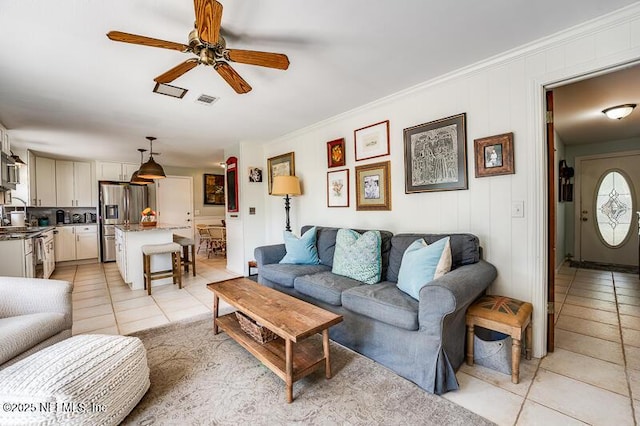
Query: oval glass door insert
595,170,633,247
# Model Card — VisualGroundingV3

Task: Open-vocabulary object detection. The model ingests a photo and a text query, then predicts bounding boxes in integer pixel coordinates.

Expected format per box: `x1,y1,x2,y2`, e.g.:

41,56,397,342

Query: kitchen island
115,223,190,290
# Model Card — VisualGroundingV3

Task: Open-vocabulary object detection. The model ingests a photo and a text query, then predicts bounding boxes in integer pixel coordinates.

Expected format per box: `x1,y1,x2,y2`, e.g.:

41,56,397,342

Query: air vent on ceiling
153,82,188,98
195,94,219,106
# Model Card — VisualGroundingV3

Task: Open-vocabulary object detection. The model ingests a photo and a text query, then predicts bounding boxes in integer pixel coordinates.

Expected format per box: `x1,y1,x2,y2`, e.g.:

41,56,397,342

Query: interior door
156,176,194,239
578,153,639,266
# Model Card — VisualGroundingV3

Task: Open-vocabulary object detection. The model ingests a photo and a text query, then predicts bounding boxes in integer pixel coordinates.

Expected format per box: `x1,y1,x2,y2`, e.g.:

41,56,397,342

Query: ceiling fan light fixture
602,104,636,120
138,137,167,179
153,82,188,99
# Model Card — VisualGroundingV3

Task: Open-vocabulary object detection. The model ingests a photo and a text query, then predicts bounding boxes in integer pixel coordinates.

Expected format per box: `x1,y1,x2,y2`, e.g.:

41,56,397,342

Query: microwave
0,153,18,190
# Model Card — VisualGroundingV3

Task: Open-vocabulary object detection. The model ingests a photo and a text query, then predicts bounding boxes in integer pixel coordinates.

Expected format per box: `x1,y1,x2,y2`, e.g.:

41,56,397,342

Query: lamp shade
271,175,301,196
137,136,166,179
130,169,154,185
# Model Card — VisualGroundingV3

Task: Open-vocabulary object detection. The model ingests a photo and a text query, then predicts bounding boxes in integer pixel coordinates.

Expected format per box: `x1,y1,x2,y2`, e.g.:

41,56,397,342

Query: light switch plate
511,201,524,218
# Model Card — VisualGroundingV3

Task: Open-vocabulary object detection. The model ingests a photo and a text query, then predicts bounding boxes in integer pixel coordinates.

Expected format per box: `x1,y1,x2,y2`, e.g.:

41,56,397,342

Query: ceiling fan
107,0,289,94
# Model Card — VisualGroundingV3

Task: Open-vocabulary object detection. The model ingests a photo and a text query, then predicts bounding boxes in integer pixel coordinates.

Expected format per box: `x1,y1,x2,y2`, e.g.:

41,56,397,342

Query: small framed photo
267,152,295,194
327,169,349,207
474,132,515,177
403,113,468,193
248,167,262,182
354,120,390,161
355,161,391,211
327,138,346,168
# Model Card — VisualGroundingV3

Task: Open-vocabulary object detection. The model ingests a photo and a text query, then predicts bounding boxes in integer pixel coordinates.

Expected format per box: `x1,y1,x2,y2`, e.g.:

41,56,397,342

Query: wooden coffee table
207,277,343,402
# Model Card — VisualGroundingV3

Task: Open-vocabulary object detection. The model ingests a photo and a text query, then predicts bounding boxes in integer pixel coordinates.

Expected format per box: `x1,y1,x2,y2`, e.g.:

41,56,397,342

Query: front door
156,176,194,239
578,152,639,266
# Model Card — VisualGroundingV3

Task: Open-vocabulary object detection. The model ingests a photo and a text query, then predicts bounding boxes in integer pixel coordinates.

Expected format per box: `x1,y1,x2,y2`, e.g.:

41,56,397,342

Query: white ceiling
0,0,638,168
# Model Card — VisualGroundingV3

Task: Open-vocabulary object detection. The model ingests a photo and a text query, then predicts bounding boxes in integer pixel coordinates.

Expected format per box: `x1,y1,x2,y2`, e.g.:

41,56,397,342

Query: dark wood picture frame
327,169,350,207
203,173,225,205
327,138,346,168
403,113,468,193
474,132,515,177
226,156,239,212
267,152,295,194
354,120,390,161
355,161,391,211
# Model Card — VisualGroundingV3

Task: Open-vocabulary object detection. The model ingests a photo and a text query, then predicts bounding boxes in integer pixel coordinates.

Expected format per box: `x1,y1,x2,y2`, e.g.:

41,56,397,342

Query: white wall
229,4,640,356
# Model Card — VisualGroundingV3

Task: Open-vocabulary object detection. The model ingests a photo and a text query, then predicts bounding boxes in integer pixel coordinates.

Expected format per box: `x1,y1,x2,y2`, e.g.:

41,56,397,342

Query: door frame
573,150,640,263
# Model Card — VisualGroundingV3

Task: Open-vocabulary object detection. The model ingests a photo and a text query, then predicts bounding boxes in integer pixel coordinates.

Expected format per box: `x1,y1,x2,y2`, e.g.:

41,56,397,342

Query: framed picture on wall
226,157,239,212
327,169,349,207
203,173,225,205
354,120,390,161
474,132,515,177
355,161,391,211
267,152,295,194
327,138,346,168
248,166,263,182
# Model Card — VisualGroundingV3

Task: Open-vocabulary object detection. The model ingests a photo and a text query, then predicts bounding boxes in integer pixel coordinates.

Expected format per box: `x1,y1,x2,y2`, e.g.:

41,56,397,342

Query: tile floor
52,259,639,425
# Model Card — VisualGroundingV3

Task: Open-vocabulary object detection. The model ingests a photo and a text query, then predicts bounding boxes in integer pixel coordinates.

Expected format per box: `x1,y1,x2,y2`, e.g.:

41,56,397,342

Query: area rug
124,314,493,425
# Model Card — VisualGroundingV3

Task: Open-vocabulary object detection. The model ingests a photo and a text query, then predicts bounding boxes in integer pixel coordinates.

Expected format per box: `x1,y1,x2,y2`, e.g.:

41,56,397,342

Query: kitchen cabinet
34,157,56,207
96,161,139,182
55,160,92,207
0,238,34,277
54,225,98,261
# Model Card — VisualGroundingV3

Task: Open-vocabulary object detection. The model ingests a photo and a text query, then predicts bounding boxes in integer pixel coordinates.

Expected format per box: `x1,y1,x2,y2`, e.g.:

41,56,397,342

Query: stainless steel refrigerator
99,181,149,262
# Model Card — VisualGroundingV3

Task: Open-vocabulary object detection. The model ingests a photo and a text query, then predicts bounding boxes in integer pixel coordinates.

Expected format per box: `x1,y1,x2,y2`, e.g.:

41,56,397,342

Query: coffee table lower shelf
216,313,328,400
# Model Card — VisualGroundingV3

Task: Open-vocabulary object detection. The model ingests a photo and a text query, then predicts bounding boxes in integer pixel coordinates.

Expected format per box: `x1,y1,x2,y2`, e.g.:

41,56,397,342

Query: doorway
156,176,194,239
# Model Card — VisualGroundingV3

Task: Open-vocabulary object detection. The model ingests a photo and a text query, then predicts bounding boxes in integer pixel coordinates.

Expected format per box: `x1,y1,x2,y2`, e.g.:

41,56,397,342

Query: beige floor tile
567,288,616,302
119,315,169,335
569,281,614,293
618,295,640,306
151,288,193,302
115,304,165,324
73,282,107,293
110,288,148,302
109,284,134,295
73,303,114,321
615,280,640,289
629,368,640,401
619,304,640,318
164,304,210,322
622,328,640,347
613,272,640,282
626,345,640,371
72,288,109,301
555,292,567,305
527,369,633,425
555,329,624,365
516,400,587,426
539,348,628,396
72,313,116,335
74,274,104,282
155,295,205,311
556,315,620,342
635,400,640,425
555,285,569,295
575,269,612,278
458,357,539,397
564,295,617,312
559,304,619,325
621,314,640,331
443,372,524,426
72,295,111,309
113,296,156,312
617,287,640,298
78,325,119,335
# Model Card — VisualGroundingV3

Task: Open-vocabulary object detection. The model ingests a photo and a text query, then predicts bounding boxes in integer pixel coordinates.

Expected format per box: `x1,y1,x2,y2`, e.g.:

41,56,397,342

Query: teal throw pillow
397,237,452,300
332,229,382,284
279,226,320,265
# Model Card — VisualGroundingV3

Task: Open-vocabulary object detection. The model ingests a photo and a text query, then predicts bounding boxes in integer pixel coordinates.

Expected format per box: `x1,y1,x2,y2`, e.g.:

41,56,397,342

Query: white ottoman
0,334,149,425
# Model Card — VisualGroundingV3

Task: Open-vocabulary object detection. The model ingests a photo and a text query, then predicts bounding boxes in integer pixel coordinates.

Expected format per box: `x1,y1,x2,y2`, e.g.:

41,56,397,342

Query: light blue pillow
397,237,451,300
279,226,320,265
332,229,381,284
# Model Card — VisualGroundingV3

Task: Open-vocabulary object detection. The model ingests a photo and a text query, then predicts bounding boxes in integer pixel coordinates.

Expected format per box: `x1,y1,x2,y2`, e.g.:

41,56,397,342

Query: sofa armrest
417,260,497,329
254,244,287,267
0,277,73,327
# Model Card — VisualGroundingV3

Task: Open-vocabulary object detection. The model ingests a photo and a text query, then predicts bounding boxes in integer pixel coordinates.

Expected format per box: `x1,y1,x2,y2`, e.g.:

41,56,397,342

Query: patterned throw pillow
279,227,320,265
397,237,451,300
332,229,382,284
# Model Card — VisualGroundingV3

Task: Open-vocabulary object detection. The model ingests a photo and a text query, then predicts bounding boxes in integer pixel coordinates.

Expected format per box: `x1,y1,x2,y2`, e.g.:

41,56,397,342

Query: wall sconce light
602,104,636,120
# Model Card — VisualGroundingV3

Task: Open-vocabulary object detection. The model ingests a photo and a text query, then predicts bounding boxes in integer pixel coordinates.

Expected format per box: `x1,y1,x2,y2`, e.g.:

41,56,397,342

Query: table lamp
271,175,302,232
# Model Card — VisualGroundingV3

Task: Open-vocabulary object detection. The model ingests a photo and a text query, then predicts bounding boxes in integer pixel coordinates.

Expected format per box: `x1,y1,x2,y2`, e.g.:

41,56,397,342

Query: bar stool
173,234,196,277
466,295,533,384
142,242,182,295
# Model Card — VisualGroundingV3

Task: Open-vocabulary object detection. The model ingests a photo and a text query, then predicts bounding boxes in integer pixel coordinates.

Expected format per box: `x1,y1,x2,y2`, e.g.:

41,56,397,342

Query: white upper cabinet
34,157,56,207
55,160,93,207
96,161,139,182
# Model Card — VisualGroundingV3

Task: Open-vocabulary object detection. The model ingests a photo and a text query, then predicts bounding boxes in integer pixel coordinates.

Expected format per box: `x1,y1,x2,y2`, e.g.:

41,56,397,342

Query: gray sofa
0,277,73,369
255,226,497,394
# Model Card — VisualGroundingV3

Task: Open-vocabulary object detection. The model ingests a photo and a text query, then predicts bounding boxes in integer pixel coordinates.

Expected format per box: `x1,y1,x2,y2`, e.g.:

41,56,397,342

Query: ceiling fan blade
107,31,189,52
154,59,200,84
224,49,290,70
214,62,252,94
194,0,223,45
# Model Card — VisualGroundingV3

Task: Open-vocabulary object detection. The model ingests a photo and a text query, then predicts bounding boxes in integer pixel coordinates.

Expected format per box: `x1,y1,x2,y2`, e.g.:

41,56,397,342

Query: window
595,170,633,247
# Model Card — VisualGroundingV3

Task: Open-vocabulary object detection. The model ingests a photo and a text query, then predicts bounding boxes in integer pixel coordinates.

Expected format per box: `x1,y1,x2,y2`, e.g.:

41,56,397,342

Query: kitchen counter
0,226,56,241
115,223,190,232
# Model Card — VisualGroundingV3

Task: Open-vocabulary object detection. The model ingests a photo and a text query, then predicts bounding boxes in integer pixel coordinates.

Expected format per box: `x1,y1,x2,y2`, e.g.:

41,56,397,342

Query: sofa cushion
332,229,381,284
0,312,67,365
259,263,331,288
279,226,320,265
397,237,452,300
301,226,393,277
342,282,419,331
387,233,480,282
294,271,363,306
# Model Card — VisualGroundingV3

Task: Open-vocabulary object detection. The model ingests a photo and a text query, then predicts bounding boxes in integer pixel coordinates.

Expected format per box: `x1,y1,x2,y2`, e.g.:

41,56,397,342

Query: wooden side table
248,260,258,277
466,295,533,384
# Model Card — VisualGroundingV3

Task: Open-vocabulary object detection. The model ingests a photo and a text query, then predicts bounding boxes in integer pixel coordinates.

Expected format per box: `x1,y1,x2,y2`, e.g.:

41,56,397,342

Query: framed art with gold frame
474,132,515,177
355,161,391,211
267,152,295,194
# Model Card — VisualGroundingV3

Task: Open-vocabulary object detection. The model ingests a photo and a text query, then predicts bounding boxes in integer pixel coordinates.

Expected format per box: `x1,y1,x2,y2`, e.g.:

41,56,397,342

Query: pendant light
137,136,166,179
130,148,155,184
